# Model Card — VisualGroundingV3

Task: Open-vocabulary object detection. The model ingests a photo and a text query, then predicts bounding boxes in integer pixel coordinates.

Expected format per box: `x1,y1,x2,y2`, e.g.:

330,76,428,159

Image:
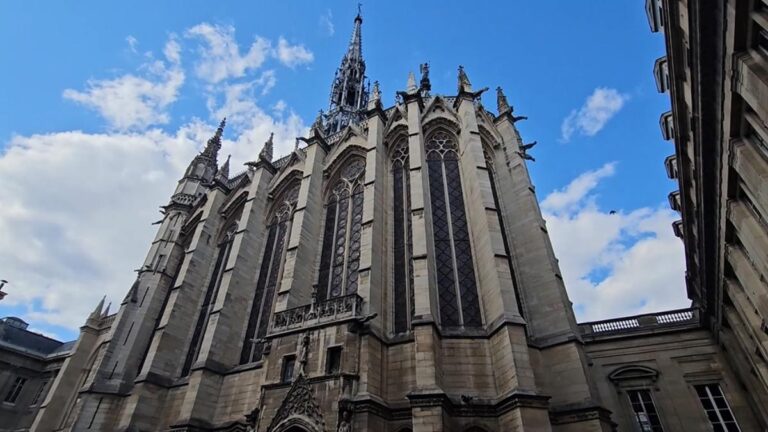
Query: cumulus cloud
185,23,271,83
1,21,313,337
560,87,628,142
276,37,314,68
542,162,690,321
319,10,335,36
63,41,184,131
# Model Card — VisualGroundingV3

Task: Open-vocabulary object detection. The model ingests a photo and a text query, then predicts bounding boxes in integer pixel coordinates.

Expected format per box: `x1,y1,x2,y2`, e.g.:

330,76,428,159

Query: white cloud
560,87,628,142
63,38,184,131
319,10,335,36
542,163,690,322
1,21,313,335
185,23,271,83
126,35,139,53
276,37,314,68
255,69,277,96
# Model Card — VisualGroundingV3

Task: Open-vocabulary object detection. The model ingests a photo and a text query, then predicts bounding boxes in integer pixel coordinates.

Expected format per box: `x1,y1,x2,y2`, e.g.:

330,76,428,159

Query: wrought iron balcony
271,293,364,333
578,308,699,340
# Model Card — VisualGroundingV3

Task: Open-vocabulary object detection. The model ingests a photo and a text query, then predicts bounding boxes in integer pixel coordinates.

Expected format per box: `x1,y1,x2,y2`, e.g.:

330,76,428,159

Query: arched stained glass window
317,158,366,300
241,183,300,364
426,130,482,328
483,146,524,318
392,138,414,333
182,222,238,376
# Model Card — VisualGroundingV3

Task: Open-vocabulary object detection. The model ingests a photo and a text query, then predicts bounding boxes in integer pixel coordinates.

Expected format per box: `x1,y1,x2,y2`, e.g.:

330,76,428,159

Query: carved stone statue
337,399,353,432
420,62,431,93
298,332,310,375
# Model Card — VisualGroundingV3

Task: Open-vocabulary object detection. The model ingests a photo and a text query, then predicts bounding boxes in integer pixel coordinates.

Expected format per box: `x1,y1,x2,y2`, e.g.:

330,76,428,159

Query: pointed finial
420,62,431,94
90,295,106,320
217,154,231,182
407,71,418,93
311,110,325,137
357,2,362,19
496,87,512,115
259,133,274,162
101,302,112,318
368,81,381,110
458,65,472,93
294,137,300,151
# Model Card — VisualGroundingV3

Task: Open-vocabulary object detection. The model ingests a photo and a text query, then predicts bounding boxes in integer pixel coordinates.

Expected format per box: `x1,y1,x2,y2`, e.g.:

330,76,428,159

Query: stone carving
259,133,274,162
496,86,511,114
267,374,324,432
458,65,471,92
298,332,310,376
420,62,431,94
337,399,353,432
244,407,259,432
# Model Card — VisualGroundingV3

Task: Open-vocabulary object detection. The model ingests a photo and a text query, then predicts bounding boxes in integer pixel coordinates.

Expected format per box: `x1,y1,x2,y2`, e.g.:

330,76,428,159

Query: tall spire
203,118,226,161
326,7,370,135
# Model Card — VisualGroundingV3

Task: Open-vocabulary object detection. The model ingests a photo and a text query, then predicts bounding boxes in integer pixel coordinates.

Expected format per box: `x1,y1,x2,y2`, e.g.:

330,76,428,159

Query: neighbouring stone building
0,316,74,431
10,6,767,432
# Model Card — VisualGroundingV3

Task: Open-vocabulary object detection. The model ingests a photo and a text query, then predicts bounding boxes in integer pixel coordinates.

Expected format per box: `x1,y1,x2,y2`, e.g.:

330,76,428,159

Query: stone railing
578,308,699,340
169,192,197,206
271,293,364,333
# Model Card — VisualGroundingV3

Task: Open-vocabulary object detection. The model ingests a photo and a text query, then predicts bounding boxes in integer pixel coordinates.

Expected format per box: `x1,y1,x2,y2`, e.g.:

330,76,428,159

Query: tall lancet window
317,158,366,300
426,130,482,328
483,145,524,318
240,184,300,364
182,222,237,376
392,138,414,333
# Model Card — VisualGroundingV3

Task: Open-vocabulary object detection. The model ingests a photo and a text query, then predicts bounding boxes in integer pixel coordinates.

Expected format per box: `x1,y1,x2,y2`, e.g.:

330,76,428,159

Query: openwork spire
458,65,472,93
326,8,370,135
203,118,226,161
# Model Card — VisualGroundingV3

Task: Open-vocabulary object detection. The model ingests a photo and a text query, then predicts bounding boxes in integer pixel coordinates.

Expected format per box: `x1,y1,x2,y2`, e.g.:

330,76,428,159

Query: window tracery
241,183,300,364
426,130,481,328
391,138,414,333
317,158,366,301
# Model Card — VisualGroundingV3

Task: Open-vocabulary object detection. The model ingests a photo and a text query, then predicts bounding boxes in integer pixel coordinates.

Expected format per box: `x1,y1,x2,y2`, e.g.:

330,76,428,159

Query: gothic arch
390,136,414,334
422,117,460,139
323,140,367,177
385,124,408,152
316,156,367,301
424,128,482,328
271,417,321,432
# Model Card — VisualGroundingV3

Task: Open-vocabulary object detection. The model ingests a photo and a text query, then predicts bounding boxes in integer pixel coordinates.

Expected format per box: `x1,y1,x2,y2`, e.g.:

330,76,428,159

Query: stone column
276,138,329,311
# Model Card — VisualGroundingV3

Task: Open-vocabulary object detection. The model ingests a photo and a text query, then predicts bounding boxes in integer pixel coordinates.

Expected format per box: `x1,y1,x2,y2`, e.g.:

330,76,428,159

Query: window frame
281,355,297,383
694,383,741,432
4,376,27,404
325,346,343,375
626,388,665,432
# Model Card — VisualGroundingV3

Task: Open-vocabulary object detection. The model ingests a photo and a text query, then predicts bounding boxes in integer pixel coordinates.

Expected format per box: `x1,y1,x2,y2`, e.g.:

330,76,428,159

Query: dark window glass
758,29,768,55
240,184,299,364
627,389,664,432
326,347,342,374
318,159,366,299
4,377,27,403
694,384,741,432
281,355,296,383
181,223,236,376
392,138,413,333
426,130,481,328
30,380,48,405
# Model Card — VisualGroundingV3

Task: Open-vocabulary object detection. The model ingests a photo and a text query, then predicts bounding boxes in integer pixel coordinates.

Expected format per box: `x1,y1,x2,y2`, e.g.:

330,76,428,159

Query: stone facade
18,8,768,432
0,316,72,431
648,0,768,427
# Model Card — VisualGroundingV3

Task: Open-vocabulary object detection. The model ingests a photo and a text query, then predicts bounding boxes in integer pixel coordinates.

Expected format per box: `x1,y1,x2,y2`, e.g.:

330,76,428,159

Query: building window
281,355,296,383
240,183,299,364
317,158,366,301
30,380,49,405
4,377,27,404
695,384,741,432
627,389,664,431
426,130,482,328
326,346,342,375
391,138,414,333
181,222,237,376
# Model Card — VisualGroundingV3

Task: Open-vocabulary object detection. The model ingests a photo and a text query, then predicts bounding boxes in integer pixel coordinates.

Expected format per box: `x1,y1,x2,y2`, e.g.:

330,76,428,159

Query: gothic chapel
28,10,763,432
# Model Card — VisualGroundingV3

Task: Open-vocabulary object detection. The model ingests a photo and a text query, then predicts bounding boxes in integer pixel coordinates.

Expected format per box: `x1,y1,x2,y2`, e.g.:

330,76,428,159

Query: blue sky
0,1,689,341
